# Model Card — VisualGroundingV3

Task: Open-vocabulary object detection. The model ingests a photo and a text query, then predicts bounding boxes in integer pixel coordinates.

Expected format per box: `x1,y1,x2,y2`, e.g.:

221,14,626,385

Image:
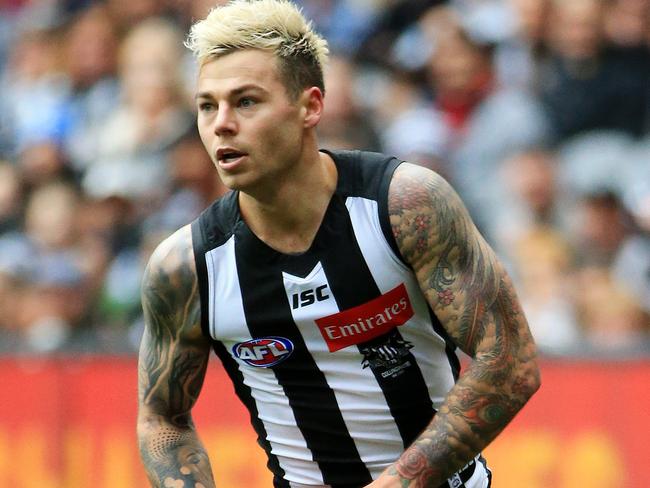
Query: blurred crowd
0,0,648,357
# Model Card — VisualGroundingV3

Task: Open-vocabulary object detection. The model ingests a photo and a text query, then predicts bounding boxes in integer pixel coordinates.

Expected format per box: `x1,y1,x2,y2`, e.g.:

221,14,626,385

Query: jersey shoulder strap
324,149,400,200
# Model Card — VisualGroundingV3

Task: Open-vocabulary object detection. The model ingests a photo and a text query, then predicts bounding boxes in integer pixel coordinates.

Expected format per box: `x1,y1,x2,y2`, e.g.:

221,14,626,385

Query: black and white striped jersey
191,150,491,488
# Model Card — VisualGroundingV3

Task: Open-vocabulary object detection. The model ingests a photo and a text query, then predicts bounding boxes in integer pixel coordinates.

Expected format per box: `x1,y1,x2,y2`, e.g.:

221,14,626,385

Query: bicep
389,163,532,358
138,227,211,422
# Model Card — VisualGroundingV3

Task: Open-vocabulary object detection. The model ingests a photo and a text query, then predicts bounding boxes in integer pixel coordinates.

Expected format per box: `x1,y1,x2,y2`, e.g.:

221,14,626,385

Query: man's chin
217,173,254,193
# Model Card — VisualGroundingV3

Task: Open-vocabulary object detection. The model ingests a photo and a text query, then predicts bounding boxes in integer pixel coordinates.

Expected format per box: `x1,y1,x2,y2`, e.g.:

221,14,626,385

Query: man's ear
301,86,324,129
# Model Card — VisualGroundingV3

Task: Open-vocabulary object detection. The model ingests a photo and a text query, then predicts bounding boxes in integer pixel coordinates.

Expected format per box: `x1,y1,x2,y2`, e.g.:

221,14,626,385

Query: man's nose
214,105,237,136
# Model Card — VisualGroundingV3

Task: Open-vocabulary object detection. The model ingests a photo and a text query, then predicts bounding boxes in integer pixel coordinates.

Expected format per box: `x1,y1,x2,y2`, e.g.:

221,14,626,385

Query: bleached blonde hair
185,0,329,99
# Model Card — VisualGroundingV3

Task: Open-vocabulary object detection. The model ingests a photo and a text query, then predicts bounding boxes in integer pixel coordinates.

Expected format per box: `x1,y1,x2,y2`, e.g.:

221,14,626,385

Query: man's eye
199,102,215,112
239,97,256,108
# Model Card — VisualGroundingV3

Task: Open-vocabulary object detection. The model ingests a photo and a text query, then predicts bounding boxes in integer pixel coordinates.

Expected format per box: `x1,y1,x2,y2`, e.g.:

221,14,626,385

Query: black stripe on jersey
191,219,213,339
376,157,408,267
211,341,289,488
234,244,372,487
321,195,436,449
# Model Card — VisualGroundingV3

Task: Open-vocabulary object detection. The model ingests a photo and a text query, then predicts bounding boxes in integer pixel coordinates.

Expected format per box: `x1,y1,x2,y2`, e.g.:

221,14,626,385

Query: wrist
366,467,403,488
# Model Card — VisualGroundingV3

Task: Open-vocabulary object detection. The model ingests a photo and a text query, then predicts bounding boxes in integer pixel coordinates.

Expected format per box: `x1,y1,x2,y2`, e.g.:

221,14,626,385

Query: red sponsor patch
315,283,414,352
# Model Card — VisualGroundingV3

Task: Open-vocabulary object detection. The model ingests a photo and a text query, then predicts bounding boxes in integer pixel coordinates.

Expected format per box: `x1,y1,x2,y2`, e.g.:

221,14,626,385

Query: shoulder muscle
141,225,202,339
139,225,209,416
388,163,503,354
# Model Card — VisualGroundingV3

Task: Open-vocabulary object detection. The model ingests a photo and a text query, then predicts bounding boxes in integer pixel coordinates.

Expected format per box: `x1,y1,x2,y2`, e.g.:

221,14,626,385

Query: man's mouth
216,148,247,166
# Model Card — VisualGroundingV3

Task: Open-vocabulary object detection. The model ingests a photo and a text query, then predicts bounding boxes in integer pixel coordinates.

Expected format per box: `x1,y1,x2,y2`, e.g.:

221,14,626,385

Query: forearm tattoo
138,227,216,488
387,164,540,486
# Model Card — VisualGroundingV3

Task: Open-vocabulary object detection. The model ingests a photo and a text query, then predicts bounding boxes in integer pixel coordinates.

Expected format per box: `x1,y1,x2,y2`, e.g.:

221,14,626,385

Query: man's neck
238,150,338,254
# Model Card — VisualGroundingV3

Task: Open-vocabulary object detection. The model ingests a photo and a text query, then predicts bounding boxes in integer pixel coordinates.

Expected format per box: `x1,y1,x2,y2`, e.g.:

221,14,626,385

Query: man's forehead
195,79,267,98
197,49,280,87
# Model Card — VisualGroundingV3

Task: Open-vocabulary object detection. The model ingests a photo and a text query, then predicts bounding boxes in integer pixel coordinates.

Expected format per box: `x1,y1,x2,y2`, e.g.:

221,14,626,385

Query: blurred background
0,0,648,486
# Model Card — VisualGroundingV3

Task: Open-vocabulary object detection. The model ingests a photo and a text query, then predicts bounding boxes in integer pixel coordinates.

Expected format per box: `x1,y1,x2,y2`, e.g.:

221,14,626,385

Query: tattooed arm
370,164,541,487
137,225,216,488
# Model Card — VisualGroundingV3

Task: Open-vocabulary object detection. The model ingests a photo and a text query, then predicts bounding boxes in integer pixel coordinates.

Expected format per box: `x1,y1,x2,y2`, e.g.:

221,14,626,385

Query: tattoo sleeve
384,163,541,487
137,225,216,488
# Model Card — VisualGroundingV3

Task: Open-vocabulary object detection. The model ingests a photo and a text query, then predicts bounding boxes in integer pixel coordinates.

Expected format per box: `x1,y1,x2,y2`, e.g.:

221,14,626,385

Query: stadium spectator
538,0,650,140
420,6,551,240
0,161,23,234
494,147,571,257
0,182,92,351
80,17,193,206
510,227,581,354
603,0,650,49
0,28,69,157
0,232,33,345
381,97,450,175
296,0,383,55
613,137,650,314
318,54,382,151
573,265,650,355
571,190,633,267
17,139,75,188
494,0,551,89
164,0,225,31
105,0,164,32
60,3,121,173
356,0,447,67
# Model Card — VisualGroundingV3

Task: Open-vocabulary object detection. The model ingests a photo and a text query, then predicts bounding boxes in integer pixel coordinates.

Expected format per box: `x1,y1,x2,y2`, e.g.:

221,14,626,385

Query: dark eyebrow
231,85,268,96
194,84,268,100
194,91,214,100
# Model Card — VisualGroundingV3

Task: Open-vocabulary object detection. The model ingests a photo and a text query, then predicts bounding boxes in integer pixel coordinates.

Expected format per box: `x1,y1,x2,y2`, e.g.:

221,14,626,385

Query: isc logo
291,284,329,309
232,337,294,367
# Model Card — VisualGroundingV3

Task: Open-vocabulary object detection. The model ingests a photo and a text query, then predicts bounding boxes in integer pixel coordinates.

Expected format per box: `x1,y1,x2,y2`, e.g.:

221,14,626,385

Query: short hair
185,0,329,100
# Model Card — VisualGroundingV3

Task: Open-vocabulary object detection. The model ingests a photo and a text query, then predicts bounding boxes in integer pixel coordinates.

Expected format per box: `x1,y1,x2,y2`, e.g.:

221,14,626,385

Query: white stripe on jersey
345,197,457,408
456,455,492,488
206,236,242,341
205,239,325,486
466,461,492,488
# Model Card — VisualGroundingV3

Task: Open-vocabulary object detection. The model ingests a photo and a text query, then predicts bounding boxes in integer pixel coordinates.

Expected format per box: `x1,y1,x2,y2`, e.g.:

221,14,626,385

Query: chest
205,196,421,352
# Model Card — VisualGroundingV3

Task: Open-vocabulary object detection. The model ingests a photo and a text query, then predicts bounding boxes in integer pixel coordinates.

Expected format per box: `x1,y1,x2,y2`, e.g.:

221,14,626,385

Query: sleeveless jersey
191,150,491,488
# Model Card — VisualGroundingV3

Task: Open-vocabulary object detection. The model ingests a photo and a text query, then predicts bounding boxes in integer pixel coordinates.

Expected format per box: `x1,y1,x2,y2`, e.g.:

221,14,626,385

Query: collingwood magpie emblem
359,332,414,378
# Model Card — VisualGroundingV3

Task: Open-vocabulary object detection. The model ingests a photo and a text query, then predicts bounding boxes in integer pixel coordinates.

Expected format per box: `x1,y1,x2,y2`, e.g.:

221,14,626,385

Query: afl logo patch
232,337,294,367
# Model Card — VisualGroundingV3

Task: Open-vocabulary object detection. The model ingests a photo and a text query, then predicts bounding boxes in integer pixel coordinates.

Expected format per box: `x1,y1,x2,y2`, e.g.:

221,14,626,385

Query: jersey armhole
191,218,213,340
377,158,411,269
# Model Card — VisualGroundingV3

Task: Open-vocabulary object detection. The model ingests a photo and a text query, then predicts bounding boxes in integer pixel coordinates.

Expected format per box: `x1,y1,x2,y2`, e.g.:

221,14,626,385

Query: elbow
136,411,155,443
531,360,542,395
137,407,166,442
532,363,542,393
518,357,542,403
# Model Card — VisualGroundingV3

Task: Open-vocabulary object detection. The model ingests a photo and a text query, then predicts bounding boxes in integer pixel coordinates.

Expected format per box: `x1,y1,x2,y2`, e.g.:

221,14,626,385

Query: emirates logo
314,283,415,352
